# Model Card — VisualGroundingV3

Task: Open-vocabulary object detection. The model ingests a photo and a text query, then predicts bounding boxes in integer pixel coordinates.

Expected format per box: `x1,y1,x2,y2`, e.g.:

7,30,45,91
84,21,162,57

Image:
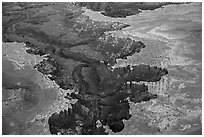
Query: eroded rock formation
2,2,169,135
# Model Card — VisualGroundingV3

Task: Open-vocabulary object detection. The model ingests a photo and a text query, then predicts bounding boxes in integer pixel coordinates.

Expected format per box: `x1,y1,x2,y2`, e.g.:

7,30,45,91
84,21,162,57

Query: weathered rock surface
2,2,201,135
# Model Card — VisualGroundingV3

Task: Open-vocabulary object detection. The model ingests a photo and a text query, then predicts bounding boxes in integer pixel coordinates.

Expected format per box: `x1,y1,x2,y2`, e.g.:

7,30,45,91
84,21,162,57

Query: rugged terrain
2,2,202,135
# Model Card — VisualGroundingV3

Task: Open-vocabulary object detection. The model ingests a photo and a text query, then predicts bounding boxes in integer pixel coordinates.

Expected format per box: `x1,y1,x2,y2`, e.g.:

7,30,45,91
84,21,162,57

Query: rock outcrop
2,2,168,135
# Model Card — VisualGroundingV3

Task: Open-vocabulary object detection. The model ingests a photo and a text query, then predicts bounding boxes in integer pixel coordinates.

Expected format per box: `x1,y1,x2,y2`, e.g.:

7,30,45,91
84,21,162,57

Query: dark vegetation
77,2,181,18
2,2,168,134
